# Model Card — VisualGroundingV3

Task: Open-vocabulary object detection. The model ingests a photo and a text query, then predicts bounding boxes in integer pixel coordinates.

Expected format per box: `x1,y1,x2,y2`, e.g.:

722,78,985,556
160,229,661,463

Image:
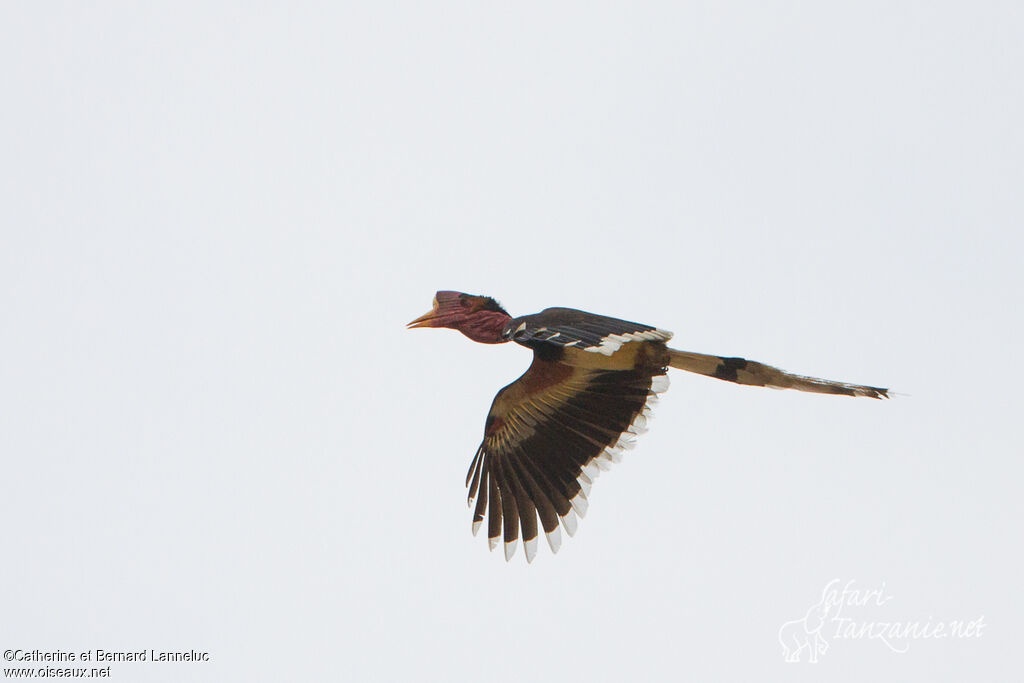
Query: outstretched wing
465,352,669,562
504,307,674,356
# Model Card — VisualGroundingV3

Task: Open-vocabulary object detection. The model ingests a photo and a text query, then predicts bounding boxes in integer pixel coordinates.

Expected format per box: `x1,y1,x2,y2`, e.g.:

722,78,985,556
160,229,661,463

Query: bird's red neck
456,310,512,344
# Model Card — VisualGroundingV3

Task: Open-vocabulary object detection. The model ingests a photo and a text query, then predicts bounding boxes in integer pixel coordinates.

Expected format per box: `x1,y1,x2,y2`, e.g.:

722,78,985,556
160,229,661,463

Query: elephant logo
778,581,841,663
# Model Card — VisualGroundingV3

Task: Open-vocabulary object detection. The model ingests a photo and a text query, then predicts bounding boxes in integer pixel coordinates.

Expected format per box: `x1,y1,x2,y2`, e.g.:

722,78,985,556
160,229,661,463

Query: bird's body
409,291,887,562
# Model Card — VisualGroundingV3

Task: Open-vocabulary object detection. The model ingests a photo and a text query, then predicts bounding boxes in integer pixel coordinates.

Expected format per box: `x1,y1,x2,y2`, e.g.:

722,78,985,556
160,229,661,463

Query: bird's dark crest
430,290,508,316
458,292,507,316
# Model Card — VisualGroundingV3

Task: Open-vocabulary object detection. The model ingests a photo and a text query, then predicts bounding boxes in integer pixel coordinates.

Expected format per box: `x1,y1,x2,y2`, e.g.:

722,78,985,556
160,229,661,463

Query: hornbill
409,291,887,563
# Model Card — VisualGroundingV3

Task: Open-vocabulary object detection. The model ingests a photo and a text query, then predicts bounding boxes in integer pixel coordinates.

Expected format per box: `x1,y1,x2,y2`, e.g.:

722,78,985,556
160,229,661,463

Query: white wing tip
561,509,578,536
524,537,538,563
545,527,562,554
571,492,589,518
650,374,670,394
578,477,593,496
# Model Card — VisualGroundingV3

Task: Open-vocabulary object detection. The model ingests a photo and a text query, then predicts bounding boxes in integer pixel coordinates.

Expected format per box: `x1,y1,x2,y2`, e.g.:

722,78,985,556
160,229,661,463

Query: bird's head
408,290,512,344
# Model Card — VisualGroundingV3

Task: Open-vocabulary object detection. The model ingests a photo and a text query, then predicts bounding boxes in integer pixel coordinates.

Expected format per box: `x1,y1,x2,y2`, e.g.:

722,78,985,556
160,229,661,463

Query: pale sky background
1,3,1021,682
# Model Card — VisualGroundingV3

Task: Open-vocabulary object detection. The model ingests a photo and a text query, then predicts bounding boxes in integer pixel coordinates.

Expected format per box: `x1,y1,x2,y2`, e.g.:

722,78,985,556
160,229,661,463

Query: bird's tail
667,348,889,399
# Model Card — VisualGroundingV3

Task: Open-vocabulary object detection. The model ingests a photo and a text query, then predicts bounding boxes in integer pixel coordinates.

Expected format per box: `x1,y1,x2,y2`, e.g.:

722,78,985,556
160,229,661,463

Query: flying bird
409,291,887,563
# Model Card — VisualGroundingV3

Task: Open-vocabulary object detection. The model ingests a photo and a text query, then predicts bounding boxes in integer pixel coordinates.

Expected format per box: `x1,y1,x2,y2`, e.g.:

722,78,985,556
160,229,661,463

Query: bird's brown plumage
409,291,888,563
